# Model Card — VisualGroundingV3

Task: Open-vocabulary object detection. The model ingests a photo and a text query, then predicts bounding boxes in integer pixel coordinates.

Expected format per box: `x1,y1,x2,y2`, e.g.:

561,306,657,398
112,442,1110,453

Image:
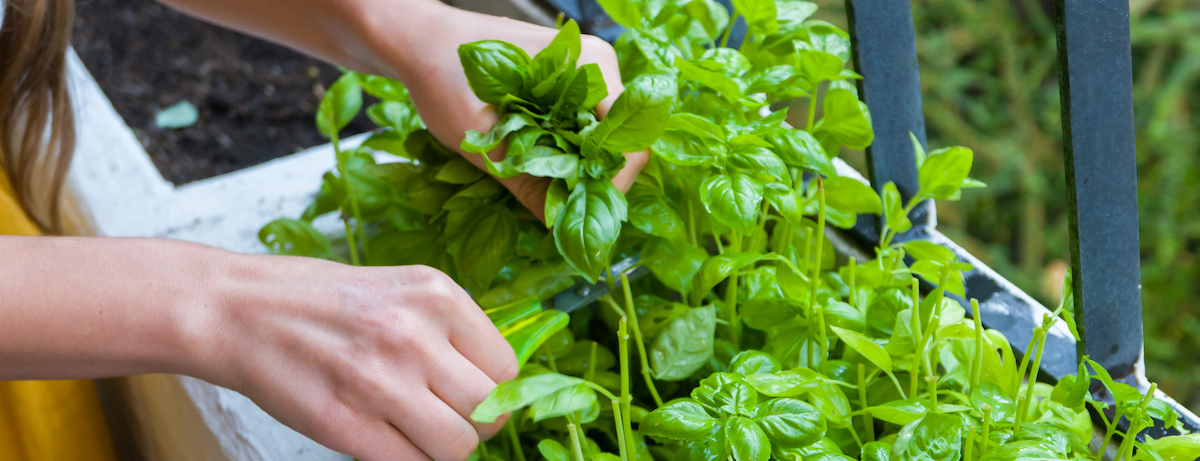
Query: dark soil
72,0,374,185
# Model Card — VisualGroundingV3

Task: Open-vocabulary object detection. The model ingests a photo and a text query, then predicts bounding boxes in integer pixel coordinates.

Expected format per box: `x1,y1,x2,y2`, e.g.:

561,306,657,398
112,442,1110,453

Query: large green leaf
498,309,570,367
726,416,771,461
458,40,531,105
554,179,628,282
591,73,677,154
528,383,598,422
258,219,341,262
815,88,873,149
471,372,581,423
640,399,720,441
732,0,779,36
316,72,362,138
651,306,717,380
700,173,764,234
453,205,518,294
890,414,968,461
754,398,826,448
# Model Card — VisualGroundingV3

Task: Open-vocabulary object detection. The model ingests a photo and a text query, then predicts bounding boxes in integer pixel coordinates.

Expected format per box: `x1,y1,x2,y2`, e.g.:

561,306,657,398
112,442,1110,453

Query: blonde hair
0,0,75,234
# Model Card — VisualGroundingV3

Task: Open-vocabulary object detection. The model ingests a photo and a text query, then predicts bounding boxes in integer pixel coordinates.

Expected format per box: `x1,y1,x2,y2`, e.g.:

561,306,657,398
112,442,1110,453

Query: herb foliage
259,1,1196,459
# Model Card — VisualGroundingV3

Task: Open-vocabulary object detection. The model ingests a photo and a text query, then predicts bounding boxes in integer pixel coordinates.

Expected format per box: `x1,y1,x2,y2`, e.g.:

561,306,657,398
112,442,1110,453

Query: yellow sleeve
0,168,119,461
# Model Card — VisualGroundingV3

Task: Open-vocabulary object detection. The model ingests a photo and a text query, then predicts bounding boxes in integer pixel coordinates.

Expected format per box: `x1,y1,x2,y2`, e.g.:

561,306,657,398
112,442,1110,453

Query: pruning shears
543,254,649,313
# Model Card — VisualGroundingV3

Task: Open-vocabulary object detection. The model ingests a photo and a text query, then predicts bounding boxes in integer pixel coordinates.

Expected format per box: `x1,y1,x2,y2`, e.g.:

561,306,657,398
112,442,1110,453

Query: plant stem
725,232,743,346
858,364,875,443
714,231,726,254
848,257,857,307
808,179,827,372
331,131,362,266
621,273,663,407
979,405,992,459
507,422,526,461
816,305,828,376
926,375,938,414
617,318,636,459
970,299,984,394
963,424,977,461
541,344,558,373
587,341,598,382
567,423,585,461
1117,383,1158,459
909,279,922,397
687,200,698,247
806,89,818,132
720,13,740,48
612,398,629,461
1017,317,1052,432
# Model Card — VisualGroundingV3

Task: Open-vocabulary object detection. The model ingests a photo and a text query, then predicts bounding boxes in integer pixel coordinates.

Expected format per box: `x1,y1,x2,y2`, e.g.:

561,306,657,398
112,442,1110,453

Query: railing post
845,0,934,238
1053,0,1143,379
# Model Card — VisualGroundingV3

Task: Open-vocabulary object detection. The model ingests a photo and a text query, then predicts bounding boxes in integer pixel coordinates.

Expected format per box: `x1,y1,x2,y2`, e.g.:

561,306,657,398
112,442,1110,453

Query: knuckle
446,424,480,461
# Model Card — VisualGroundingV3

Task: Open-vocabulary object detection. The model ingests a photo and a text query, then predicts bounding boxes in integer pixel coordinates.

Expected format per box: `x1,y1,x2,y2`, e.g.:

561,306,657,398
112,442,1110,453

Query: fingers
346,419,431,461
428,342,509,439
389,387,482,461
445,292,521,384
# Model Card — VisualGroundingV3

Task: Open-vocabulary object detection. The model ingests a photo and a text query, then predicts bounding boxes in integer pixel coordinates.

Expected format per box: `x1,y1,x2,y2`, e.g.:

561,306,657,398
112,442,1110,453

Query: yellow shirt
0,169,119,460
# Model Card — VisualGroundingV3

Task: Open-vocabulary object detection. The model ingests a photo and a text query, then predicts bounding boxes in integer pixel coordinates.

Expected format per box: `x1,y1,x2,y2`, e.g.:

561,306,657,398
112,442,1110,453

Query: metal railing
541,0,1200,440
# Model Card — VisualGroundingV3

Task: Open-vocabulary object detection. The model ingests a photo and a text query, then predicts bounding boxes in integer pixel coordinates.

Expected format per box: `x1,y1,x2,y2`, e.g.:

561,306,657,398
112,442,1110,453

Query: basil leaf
498,310,571,368
970,382,1018,427
259,219,341,262
694,372,758,416
471,372,582,423
764,182,804,224
700,173,764,234
754,398,826,449
537,440,570,461
596,0,644,29
729,146,788,182
453,205,518,294
462,113,536,155
881,181,911,234
829,326,904,397
483,297,542,330
732,0,779,36
651,306,717,381
730,350,782,376
744,369,822,397
458,40,531,105
890,414,967,461
591,73,677,154
814,88,873,150
554,179,628,282
357,74,410,102
545,178,570,226
822,177,882,215
693,252,767,299
528,383,598,422
435,158,486,184
581,63,609,108
367,230,438,267
628,183,687,241
644,237,709,299
676,57,742,103
726,416,771,461
741,297,803,330
316,72,363,138
917,146,974,201
640,399,721,441
767,129,835,176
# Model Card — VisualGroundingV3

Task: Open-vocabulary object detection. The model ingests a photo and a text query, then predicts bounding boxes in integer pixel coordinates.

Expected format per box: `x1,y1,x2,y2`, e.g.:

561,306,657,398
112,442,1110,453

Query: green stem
816,305,828,376
720,13,740,48
687,200,698,247
848,257,857,307
858,364,875,443
587,341,598,382
619,318,630,404
1117,383,1158,459
970,299,984,394
909,279,922,398
926,375,938,414
541,344,558,373
331,131,362,266
806,89,818,132
979,405,992,459
714,231,726,254
567,423,585,461
611,398,629,461
1012,333,1038,401
621,273,663,408
725,232,743,346
507,422,526,461
1016,319,1050,432
808,179,827,371
963,424,977,461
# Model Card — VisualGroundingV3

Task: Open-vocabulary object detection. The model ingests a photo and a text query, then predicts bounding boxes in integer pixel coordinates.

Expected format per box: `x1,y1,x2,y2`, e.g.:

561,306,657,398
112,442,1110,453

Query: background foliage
806,0,1200,411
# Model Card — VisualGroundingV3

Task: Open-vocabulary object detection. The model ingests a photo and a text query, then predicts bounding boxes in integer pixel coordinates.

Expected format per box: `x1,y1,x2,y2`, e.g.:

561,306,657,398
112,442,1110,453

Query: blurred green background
808,0,1200,411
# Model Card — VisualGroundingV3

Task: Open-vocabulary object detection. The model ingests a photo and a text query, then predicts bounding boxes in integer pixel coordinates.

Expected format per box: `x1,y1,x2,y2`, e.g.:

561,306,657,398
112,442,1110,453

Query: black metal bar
1053,0,1143,380
845,0,934,239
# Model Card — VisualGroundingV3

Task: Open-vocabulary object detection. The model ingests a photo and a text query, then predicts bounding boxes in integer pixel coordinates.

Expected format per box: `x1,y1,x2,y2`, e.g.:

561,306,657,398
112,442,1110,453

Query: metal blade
545,254,649,313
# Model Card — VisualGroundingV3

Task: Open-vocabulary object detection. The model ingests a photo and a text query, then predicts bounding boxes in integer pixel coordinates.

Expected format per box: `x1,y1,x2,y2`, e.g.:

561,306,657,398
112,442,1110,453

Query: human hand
196,255,517,461
359,1,647,221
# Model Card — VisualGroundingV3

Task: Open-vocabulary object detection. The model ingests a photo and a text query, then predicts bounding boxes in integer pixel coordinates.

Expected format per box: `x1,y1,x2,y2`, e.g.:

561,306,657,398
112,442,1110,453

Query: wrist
348,0,462,81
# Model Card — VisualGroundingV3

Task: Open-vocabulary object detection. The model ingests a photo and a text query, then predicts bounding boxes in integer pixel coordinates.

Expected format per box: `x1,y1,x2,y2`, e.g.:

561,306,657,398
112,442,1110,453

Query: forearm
0,236,235,380
152,0,452,80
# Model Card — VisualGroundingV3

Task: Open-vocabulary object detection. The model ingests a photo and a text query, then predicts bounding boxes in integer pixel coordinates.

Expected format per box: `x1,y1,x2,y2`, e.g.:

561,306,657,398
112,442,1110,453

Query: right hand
195,256,517,461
